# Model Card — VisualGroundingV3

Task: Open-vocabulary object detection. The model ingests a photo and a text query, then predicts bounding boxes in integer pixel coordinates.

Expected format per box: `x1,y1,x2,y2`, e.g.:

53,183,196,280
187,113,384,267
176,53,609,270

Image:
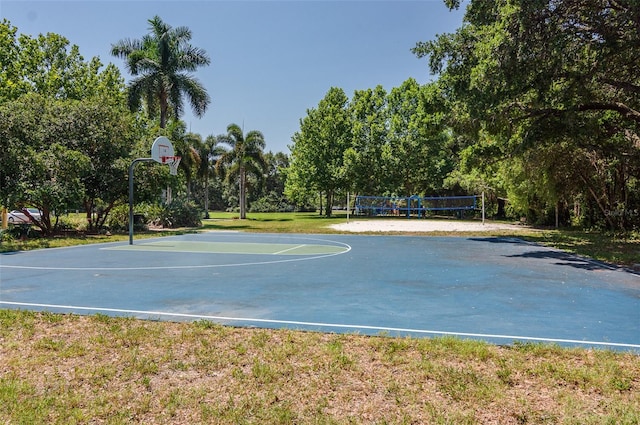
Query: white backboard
151,136,175,164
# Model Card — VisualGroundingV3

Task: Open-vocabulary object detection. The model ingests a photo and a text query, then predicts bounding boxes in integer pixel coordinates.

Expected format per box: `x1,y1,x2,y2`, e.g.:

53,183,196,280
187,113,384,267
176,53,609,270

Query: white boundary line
272,244,306,255
2,301,638,350
0,250,349,271
0,235,351,271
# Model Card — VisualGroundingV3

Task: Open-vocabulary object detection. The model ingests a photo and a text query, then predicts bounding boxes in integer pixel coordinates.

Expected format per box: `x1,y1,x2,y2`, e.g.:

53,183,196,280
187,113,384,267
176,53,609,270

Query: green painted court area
106,240,347,255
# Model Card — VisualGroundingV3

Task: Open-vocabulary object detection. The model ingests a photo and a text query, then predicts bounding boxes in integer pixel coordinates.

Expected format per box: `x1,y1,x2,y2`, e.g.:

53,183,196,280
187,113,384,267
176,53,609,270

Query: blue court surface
1,232,639,352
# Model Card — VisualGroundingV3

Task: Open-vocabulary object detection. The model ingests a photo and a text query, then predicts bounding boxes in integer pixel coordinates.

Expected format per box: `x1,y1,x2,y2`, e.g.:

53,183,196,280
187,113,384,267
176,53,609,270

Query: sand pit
329,219,528,233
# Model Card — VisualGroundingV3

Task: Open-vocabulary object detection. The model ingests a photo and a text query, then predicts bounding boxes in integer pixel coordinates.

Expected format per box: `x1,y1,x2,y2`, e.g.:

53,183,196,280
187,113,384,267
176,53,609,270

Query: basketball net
163,156,181,176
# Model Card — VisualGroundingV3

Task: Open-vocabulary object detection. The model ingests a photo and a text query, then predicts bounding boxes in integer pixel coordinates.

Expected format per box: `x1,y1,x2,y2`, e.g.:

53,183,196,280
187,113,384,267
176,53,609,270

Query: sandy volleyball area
330,218,529,233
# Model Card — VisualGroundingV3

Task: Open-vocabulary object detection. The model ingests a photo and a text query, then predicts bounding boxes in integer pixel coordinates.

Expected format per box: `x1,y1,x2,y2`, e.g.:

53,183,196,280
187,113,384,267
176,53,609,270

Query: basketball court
1,231,638,352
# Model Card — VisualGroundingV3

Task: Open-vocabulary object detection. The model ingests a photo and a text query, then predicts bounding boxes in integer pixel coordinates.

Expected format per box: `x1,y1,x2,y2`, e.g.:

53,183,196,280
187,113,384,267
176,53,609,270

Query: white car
7,208,41,224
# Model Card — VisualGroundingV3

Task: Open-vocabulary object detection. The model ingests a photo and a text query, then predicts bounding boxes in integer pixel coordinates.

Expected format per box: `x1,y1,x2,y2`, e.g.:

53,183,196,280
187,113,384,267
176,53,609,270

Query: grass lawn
1,212,639,423
1,310,639,424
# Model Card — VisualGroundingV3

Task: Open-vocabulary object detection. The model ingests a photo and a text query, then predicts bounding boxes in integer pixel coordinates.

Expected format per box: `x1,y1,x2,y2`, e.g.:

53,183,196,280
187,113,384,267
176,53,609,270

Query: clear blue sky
1,1,467,154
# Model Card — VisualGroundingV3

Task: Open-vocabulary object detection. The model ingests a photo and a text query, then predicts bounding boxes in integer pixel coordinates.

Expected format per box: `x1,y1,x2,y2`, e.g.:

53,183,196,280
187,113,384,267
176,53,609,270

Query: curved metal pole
129,158,154,245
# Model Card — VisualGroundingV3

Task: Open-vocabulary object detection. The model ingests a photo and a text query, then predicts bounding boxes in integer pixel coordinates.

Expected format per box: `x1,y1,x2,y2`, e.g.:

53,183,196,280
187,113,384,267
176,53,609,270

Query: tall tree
111,15,211,128
216,124,266,219
0,22,135,232
0,94,137,234
414,0,640,228
387,79,454,196
198,134,227,217
168,127,203,199
287,87,352,216
1,19,124,103
263,151,289,196
344,85,392,195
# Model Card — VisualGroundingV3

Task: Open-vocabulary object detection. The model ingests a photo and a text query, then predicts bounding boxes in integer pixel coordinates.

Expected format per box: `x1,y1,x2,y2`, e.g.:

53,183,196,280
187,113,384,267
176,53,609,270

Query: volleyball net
354,195,482,219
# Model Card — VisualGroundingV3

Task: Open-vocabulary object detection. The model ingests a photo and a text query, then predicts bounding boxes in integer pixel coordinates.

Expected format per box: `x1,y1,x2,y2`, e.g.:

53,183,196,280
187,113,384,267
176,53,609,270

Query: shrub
106,203,164,232
3,224,41,240
159,200,201,228
249,192,295,213
0,228,14,243
104,201,200,231
136,203,164,227
106,204,130,232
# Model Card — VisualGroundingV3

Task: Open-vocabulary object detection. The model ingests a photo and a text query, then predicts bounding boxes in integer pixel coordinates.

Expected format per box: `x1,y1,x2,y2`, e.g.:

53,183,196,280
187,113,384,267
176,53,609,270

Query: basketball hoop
163,156,181,176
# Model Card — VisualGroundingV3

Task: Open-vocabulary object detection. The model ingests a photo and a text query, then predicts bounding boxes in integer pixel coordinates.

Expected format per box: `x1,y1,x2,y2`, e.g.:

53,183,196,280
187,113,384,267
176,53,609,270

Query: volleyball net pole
482,191,485,225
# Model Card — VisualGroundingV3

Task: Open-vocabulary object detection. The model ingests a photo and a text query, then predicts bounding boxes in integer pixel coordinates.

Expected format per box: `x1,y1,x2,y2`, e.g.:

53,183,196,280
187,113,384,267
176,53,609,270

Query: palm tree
198,135,227,218
111,15,211,128
177,131,204,200
216,124,266,219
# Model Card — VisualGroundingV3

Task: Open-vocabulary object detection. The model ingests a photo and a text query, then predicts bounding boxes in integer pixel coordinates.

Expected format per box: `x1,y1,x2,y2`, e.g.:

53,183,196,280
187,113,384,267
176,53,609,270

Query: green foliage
249,191,295,213
0,228,12,243
216,123,267,219
106,203,156,232
106,201,199,230
347,85,392,194
286,87,353,217
413,0,640,230
2,224,41,241
159,200,202,228
0,21,140,234
0,20,125,103
0,94,138,234
288,81,459,217
387,79,455,196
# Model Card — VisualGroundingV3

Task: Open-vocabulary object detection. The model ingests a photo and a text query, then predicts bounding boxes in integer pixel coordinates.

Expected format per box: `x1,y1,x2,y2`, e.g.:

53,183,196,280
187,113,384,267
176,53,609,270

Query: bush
136,203,164,228
159,200,201,228
105,204,130,232
106,203,164,232
3,224,41,240
249,192,295,213
0,228,14,243
105,201,200,231
53,214,87,232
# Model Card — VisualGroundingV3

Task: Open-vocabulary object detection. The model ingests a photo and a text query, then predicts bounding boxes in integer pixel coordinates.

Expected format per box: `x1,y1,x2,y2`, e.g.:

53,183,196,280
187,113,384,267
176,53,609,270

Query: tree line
286,82,457,217
413,0,640,230
2,0,639,234
0,17,286,235
289,0,640,229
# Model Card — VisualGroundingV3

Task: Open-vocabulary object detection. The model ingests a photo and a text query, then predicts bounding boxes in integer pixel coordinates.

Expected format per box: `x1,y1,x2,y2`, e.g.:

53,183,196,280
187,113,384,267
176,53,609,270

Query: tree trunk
579,174,616,229
497,198,506,219
204,178,210,219
84,200,94,231
239,167,246,219
325,190,333,217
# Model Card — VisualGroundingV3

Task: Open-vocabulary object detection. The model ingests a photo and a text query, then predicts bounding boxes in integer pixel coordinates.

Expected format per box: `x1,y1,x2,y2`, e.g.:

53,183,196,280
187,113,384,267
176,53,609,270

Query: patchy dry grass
1,310,638,424
521,230,640,267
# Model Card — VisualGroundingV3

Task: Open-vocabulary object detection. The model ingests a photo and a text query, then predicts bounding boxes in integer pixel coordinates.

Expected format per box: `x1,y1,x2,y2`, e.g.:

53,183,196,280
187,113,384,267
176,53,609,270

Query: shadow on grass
469,236,632,273
469,236,529,245
201,223,250,231
245,217,293,222
474,230,640,269
504,249,618,272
